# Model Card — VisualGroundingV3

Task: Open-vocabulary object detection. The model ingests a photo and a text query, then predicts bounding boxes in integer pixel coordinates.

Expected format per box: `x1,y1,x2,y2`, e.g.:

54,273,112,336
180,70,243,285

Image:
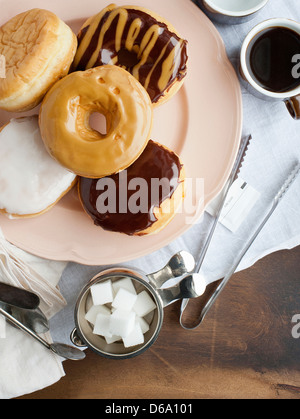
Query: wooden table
18,246,300,399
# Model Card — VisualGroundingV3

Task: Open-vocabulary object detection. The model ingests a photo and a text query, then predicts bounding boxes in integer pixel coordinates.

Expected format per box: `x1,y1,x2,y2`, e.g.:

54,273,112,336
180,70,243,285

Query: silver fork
180,161,300,329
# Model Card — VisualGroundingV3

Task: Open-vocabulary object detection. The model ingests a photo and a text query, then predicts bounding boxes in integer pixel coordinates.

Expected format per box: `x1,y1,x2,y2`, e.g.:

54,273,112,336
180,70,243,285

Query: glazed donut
0,117,77,218
79,140,185,236
72,4,188,106
39,65,153,179
0,9,77,112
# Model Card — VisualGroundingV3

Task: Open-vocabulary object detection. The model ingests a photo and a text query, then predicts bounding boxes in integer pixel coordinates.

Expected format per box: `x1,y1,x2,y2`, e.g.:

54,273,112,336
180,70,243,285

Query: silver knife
180,135,252,327
0,282,40,310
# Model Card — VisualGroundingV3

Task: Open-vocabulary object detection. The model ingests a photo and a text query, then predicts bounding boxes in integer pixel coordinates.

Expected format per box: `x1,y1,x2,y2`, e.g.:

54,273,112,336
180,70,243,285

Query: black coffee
246,27,300,93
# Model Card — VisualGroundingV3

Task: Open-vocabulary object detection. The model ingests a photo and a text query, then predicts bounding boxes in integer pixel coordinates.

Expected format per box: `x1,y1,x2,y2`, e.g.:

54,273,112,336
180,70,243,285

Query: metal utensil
180,135,252,328
0,308,86,361
0,282,40,310
147,250,195,288
0,303,49,334
181,162,300,329
196,135,252,273
157,273,206,307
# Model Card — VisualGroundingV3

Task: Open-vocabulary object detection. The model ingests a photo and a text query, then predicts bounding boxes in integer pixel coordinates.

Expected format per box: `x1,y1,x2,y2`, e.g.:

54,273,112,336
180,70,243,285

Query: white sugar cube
85,305,111,326
123,322,145,348
133,291,157,317
105,335,122,344
112,277,137,295
137,317,150,334
90,280,113,306
112,288,137,311
93,313,112,338
109,309,136,338
0,315,6,339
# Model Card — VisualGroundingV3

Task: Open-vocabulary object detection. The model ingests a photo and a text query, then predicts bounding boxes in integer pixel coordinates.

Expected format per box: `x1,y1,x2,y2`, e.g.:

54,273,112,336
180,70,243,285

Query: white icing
0,116,76,216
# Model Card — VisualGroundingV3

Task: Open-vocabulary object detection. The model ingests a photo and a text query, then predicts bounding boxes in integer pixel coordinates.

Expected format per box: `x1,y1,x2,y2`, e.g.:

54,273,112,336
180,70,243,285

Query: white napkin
0,328,65,400
0,229,67,318
0,229,67,399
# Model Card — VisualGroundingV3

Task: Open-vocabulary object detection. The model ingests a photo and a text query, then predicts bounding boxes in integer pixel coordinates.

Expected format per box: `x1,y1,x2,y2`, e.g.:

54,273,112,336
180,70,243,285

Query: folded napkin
0,229,67,318
0,228,67,399
0,327,65,399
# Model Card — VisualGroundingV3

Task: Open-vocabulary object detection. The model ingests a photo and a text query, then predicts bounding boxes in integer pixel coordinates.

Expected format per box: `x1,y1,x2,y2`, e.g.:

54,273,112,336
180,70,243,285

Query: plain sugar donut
0,9,77,112
39,65,153,179
72,4,188,106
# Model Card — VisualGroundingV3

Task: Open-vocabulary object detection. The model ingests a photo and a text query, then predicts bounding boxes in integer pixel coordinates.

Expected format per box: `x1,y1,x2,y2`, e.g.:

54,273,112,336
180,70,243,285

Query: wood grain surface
18,246,300,400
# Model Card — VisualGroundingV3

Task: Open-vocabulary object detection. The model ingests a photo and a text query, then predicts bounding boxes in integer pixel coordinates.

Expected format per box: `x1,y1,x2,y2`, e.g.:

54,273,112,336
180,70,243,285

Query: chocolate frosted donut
79,140,185,236
72,4,188,106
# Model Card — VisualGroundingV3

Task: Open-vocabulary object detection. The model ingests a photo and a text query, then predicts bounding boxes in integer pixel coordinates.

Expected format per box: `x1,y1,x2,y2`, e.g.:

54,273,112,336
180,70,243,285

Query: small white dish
197,0,269,24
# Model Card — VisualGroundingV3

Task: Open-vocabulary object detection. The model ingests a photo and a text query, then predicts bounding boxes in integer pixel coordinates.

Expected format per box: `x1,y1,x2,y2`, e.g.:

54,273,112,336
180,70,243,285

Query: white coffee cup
197,0,269,25
240,18,300,120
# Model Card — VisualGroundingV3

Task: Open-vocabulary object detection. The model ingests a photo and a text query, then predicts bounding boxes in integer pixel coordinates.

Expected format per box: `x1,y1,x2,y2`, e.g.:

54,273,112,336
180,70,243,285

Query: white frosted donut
0,116,77,218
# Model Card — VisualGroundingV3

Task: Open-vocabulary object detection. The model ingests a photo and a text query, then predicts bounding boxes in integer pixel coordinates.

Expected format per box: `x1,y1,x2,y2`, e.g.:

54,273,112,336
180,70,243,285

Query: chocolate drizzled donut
73,4,188,104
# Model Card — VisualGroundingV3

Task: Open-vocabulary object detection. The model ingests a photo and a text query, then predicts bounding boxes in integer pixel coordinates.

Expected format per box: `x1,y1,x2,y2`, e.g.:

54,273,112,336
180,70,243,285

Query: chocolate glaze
79,141,183,235
75,8,188,103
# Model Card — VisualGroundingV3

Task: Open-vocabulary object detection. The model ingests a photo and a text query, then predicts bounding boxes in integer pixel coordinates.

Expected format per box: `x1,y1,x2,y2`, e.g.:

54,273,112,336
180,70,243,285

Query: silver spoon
0,308,86,361
157,273,206,307
0,303,49,334
147,250,196,289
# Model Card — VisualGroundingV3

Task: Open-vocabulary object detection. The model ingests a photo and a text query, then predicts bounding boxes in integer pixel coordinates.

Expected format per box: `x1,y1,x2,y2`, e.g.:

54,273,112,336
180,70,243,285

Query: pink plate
0,0,242,265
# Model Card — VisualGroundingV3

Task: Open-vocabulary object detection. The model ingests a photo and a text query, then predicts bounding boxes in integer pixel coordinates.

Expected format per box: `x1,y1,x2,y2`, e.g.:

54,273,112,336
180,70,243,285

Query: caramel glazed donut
79,140,185,236
72,4,188,106
39,65,153,179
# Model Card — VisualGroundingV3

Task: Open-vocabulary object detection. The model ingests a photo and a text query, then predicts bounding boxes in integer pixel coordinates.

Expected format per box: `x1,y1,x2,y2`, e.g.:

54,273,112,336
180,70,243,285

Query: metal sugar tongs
179,135,300,330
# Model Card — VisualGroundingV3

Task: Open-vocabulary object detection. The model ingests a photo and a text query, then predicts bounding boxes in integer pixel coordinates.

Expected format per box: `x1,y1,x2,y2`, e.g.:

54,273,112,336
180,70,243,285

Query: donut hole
89,112,108,136
117,48,140,68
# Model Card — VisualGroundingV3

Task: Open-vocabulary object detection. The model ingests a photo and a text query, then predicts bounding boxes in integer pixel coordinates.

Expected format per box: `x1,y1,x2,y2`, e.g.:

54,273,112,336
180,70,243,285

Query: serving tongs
180,135,300,330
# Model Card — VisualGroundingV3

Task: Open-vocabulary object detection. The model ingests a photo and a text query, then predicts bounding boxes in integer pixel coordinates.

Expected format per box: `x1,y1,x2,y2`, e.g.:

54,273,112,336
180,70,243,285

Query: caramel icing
73,5,188,104
39,65,153,178
79,140,183,235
